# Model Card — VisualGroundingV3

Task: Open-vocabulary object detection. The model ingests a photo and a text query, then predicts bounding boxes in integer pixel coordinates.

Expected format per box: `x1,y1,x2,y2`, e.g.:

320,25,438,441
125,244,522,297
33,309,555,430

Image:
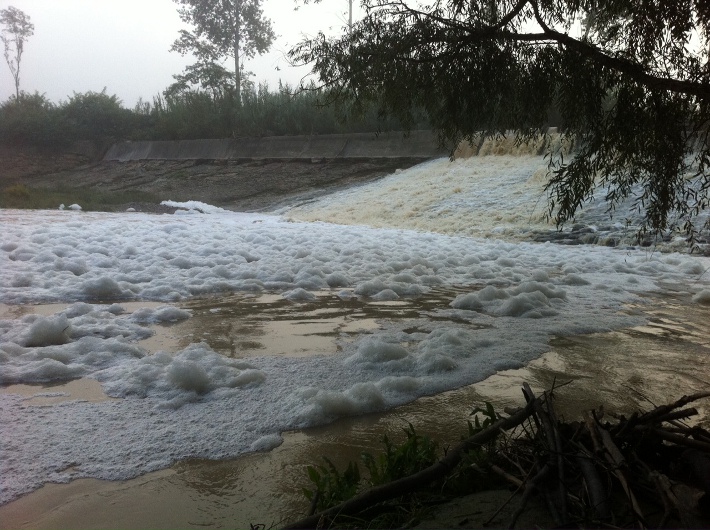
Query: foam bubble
693,289,710,305
283,288,316,302
250,434,283,452
22,315,71,347
131,306,191,323
82,277,132,300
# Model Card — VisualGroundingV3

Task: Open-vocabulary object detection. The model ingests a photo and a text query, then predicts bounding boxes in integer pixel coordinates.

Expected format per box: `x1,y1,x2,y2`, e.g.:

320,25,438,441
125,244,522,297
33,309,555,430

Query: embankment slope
2,131,445,212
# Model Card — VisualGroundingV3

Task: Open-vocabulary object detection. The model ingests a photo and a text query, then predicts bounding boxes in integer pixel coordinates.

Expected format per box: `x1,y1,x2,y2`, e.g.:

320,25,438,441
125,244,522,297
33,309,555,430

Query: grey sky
0,0,355,107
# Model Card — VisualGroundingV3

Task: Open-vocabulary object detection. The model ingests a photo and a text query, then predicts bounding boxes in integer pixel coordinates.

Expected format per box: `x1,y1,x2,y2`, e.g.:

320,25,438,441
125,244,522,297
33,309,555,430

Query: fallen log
576,450,612,520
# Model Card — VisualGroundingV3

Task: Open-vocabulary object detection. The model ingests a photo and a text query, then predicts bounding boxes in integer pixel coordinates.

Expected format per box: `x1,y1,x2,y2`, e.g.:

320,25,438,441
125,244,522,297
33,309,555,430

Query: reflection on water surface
142,287,478,357
0,378,115,405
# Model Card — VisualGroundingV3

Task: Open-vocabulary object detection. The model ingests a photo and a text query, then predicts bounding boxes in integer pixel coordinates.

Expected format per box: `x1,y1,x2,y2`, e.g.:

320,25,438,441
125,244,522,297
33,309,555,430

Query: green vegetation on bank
289,391,710,530
0,84,428,152
0,183,159,211
298,408,499,528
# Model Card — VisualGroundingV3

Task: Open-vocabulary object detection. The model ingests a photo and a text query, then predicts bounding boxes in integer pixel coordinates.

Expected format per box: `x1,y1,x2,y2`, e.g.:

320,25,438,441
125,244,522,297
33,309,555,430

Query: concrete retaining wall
103,131,446,162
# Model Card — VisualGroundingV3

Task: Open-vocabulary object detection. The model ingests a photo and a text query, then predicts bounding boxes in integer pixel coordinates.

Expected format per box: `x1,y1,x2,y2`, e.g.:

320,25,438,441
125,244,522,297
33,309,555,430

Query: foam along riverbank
1,202,710,507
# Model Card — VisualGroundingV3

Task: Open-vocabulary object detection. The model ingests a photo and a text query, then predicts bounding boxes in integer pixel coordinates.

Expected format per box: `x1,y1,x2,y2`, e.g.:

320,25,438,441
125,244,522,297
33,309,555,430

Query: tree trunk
348,0,352,33
234,0,241,107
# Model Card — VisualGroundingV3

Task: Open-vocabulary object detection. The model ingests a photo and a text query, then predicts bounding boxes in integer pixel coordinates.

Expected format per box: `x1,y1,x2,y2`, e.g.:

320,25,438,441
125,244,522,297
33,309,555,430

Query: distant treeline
0,84,430,152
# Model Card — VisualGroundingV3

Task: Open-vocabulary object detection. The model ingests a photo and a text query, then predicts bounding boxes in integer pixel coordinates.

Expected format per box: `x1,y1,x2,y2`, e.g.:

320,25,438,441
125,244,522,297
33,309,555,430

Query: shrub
0,84,430,150
0,92,71,150
62,89,134,142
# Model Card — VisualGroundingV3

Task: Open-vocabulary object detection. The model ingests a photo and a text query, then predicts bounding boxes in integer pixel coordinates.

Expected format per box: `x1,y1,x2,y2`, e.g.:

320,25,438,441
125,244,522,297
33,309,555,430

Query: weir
103,130,447,162
453,129,574,158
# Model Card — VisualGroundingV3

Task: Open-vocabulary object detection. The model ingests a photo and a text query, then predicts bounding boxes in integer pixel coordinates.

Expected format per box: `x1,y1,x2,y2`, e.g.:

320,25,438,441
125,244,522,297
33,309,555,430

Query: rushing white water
287,156,552,239
1,152,709,506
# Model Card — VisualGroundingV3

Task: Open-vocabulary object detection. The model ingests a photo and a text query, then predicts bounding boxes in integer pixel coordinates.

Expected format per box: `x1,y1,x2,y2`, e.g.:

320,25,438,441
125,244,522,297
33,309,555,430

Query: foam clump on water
452,281,566,318
131,306,192,323
345,338,412,370
161,200,228,214
1,304,264,403
693,289,710,305
355,279,424,298
0,303,190,385
54,257,89,276
326,272,351,288
21,314,71,347
371,289,400,301
99,343,265,405
9,273,32,288
283,288,316,302
250,433,283,452
293,382,387,425
82,277,133,300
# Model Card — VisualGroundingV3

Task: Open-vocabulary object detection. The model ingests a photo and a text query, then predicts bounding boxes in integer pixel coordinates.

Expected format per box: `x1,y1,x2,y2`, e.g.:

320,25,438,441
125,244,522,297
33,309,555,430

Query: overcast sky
0,0,357,107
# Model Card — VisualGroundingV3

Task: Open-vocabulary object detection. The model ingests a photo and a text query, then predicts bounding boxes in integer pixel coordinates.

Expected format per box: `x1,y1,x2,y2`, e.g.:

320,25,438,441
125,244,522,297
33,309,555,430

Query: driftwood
281,386,710,529
282,399,538,529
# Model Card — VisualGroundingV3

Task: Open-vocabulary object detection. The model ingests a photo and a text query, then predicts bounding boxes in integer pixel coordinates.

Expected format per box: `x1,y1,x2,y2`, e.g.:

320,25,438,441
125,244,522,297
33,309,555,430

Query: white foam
22,314,71,347
693,289,710,305
161,200,229,214
130,306,192,323
98,343,265,402
283,288,317,302
1,157,709,506
285,155,709,250
250,433,283,452
285,157,553,238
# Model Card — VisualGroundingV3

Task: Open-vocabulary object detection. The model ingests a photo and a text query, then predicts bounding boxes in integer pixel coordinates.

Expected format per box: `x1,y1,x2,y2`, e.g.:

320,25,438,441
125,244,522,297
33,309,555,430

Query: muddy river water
1,287,708,529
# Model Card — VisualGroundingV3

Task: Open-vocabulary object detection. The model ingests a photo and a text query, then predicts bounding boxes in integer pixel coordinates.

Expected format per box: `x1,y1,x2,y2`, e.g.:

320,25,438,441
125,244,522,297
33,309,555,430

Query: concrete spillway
103,131,447,162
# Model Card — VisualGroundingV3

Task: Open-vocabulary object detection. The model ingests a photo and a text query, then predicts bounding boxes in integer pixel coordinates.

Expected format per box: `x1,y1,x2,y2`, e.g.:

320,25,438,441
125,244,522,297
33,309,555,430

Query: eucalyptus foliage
170,0,275,105
290,0,710,245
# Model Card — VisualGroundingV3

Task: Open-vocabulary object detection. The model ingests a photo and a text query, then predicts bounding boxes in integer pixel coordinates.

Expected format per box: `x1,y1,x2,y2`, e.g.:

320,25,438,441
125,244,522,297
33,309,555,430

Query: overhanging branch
527,0,710,100
356,0,710,101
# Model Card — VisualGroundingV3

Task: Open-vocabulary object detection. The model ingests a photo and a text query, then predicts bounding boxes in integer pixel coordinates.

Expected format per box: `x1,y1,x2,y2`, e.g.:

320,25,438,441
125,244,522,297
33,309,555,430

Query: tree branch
363,0,710,100
281,399,537,529
526,0,710,100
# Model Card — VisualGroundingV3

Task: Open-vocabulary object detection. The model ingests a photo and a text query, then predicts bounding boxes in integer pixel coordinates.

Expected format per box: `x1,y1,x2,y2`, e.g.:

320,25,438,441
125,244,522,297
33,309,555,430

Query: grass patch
0,184,159,211
300,413,499,528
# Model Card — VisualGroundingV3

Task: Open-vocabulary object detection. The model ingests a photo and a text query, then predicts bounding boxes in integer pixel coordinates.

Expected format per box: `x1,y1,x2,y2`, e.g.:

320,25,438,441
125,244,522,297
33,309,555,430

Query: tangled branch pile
283,385,710,529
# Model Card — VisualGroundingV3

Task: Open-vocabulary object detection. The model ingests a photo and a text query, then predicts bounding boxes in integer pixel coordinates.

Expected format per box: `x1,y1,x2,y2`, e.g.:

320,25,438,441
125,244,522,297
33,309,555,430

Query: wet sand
0,290,708,529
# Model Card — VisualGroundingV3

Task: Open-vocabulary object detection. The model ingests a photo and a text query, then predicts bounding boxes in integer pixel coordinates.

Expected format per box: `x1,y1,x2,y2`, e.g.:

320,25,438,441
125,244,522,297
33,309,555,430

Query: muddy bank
2,154,426,212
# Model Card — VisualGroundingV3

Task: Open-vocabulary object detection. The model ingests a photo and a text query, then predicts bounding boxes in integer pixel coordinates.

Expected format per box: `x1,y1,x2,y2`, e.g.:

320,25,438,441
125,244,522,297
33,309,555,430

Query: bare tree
1,6,34,99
